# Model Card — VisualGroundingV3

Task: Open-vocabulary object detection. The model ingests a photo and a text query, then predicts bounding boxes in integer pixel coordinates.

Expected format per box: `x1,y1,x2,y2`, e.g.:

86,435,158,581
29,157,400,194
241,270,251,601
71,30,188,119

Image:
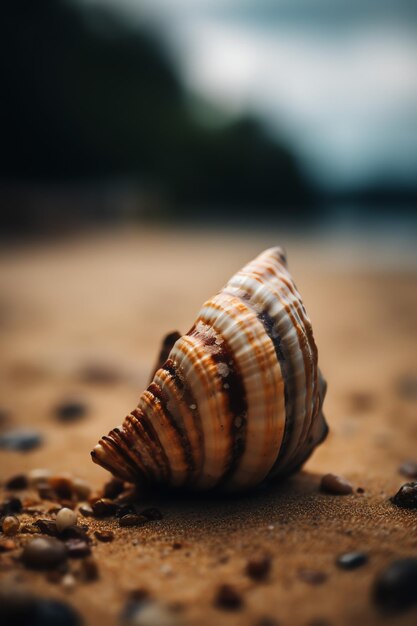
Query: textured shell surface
92,247,328,492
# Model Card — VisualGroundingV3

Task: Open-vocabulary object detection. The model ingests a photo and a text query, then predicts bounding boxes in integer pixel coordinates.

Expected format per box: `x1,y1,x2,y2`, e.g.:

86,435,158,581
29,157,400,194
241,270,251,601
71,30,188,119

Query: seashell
92,247,328,492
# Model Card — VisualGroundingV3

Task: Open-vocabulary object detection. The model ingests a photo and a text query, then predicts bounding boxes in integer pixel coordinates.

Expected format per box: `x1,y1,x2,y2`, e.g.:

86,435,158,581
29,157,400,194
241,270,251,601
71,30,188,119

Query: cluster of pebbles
1,463,417,624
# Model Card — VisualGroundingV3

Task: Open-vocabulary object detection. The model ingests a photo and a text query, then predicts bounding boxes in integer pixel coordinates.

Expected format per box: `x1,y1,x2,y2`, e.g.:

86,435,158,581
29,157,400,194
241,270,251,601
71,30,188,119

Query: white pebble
124,602,180,626
56,507,77,532
72,477,91,500
61,573,76,591
28,468,51,486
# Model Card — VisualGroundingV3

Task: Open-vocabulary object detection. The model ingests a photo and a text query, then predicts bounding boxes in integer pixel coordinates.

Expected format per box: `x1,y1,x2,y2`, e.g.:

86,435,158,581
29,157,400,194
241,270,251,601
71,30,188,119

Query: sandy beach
0,226,416,626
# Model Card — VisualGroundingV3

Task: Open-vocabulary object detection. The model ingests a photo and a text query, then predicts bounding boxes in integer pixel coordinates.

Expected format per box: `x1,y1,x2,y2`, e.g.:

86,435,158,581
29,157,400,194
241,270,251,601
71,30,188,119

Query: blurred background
1,0,416,236
0,5,417,624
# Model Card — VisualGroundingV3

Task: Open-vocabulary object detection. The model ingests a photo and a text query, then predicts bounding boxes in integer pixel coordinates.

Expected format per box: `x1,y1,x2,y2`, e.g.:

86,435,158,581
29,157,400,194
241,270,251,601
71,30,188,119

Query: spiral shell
92,247,328,491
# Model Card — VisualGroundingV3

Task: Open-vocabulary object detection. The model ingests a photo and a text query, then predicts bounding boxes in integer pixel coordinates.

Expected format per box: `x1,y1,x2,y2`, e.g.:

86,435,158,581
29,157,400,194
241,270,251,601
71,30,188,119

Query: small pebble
28,468,51,486
61,524,90,542
78,363,122,385
79,556,99,581
298,569,327,585
5,474,29,490
0,539,17,552
119,514,148,527
48,476,74,500
79,504,94,517
141,508,163,521
94,529,114,542
37,481,55,500
336,552,368,570
127,589,151,602
56,508,78,533
65,539,91,558
0,429,43,452
214,584,243,611
373,558,417,612
2,515,20,536
54,400,87,422
33,519,58,536
72,478,92,501
62,573,76,591
245,555,272,581
103,478,125,499
390,482,417,509
21,537,67,570
348,391,375,412
399,460,417,479
256,619,280,626
395,374,417,400
320,473,353,495
0,497,22,516
91,498,117,517
122,600,181,626
0,589,82,626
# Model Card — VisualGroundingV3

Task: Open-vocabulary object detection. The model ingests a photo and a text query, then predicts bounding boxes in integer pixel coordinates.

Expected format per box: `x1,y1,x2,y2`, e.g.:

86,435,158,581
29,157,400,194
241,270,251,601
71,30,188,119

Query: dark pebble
390,482,417,509
0,496,22,516
255,618,280,626
21,537,67,570
65,539,91,558
5,474,29,490
79,557,99,581
103,478,125,499
48,476,74,500
61,524,90,542
348,391,375,412
0,429,42,452
115,504,136,519
395,374,417,400
336,552,368,570
119,514,148,527
94,529,114,543
33,519,58,536
245,555,272,581
373,558,417,612
214,584,243,611
298,569,327,585
127,588,151,603
320,473,353,495
78,363,121,385
79,505,94,518
37,482,56,501
141,507,163,521
54,400,87,422
0,590,82,626
33,599,82,626
91,498,117,517
399,460,417,479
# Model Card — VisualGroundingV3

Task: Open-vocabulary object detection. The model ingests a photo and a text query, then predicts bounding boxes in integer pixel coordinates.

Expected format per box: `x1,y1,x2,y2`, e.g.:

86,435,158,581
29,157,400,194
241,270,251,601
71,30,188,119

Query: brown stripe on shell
274,270,318,463
91,435,139,482
147,380,196,480
116,420,160,483
98,430,149,483
162,358,205,485
129,408,171,483
232,267,316,470
223,281,299,468
188,321,248,487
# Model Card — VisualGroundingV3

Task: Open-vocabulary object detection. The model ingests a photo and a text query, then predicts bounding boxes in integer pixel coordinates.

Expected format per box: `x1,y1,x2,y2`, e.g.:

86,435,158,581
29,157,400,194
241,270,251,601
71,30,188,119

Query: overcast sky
78,0,417,189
